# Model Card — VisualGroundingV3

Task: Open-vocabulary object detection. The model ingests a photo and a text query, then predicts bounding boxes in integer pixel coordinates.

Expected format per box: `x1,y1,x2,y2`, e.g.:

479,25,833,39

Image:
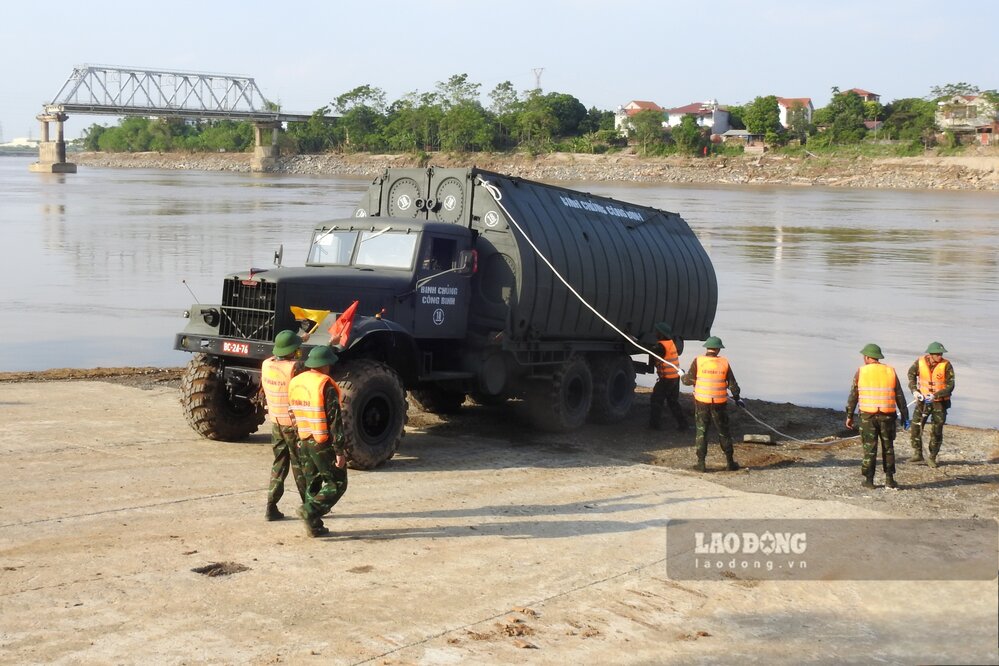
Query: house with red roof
848,88,881,103
664,100,731,135
614,100,665,134
776,97,814,128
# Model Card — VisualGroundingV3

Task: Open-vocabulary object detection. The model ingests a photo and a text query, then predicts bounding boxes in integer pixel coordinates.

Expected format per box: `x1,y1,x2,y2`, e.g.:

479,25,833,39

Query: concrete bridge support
251,121,280,172
29,113,76,173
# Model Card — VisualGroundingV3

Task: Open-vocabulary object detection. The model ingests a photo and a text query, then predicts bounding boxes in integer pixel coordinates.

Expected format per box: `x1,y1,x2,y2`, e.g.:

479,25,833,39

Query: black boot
861,475,875,489
725,451,740,471
885,474,898,489
692,458,706,472
265,504,284,521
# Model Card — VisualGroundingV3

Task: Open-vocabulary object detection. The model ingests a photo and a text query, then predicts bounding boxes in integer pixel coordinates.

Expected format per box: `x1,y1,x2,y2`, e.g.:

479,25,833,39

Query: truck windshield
355,230,418,269
308,228,418,268
309,230,357,265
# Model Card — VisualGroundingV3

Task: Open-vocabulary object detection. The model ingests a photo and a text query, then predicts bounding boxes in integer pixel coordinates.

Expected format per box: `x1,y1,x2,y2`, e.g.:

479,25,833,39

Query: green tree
517,90,558,151
929,82,979,99
630,108,666,155
82,124,106,151
578,106,615,134
435,74,481,110
671,115,703,155
821,90,867,144
725,104,746,130
542,93,588,137
489,81,521,149
743,96,781,137
881,98,937,142
287,107,340,153
332,85,387,114
784,102,811,143
384,92,443,152
439,101,493,152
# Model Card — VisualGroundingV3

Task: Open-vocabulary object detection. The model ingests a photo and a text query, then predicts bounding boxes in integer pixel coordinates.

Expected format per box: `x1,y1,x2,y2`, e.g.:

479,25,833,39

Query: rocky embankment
73,149,999,191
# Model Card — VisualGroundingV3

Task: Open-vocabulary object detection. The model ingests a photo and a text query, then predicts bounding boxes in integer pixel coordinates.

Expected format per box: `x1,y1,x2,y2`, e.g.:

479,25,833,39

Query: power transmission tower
532,67,544,91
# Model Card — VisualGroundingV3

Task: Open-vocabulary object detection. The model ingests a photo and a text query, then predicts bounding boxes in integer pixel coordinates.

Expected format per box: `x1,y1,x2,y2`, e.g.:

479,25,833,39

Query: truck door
413,232,472,338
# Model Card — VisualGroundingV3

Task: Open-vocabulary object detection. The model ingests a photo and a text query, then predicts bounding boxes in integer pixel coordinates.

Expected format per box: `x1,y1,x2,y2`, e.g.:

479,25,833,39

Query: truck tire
589,353,637,424
527,355,593,432
410,387,466,414
334,359,406,470
180,353,264,441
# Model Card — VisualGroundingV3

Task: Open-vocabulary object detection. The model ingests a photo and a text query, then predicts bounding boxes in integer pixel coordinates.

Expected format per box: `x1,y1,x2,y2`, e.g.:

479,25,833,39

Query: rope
476,177,683,375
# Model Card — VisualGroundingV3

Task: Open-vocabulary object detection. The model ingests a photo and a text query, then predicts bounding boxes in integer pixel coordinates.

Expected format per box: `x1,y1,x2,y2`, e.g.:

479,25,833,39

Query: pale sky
1,0,995,141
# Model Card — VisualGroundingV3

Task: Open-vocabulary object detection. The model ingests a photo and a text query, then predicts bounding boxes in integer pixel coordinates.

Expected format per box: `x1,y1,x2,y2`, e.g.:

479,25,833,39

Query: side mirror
457,249,477,275
273,244,284,267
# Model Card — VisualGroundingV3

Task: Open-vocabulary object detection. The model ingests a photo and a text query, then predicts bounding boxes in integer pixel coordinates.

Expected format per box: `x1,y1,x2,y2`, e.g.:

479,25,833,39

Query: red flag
328,300,358,347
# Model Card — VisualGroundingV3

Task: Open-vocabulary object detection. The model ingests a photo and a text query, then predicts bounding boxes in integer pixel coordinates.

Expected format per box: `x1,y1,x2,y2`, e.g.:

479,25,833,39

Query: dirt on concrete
1,370,996,664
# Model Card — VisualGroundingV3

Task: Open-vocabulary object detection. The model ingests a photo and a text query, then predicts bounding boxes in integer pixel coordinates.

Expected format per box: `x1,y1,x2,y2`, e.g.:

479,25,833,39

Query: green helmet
859,343,884,360
925,342,947,354
654,322,673,338
304,345,339,369
703,336,724,349
272,329,303,357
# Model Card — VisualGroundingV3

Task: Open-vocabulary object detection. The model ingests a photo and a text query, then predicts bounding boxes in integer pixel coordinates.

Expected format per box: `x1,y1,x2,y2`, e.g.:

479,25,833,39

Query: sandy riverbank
72,149,999,191
1,375,996,664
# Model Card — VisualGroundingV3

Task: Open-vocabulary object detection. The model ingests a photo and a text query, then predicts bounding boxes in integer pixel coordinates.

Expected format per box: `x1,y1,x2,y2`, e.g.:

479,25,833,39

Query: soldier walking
845,344,910,489
908,342,955,468
681,336,744,472
649,322,688,432
261,329,307,521
288,345,349,537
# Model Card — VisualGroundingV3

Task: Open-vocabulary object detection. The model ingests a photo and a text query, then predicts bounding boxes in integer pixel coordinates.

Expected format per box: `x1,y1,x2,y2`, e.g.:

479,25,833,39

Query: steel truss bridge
43,64,314,122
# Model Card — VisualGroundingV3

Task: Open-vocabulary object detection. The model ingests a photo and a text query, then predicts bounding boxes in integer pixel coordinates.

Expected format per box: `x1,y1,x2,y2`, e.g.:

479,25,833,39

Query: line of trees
80,76,997,157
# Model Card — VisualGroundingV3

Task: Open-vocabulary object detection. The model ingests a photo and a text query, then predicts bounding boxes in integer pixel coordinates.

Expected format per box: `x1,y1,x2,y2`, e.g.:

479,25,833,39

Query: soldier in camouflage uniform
907,341,955,468
681,336,744,472
288,345,349,537
261,329,307,521
846,344,910,489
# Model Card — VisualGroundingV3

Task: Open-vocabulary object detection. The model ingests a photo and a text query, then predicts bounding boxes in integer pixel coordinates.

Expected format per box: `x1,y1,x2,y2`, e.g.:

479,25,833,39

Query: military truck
174,167,717,468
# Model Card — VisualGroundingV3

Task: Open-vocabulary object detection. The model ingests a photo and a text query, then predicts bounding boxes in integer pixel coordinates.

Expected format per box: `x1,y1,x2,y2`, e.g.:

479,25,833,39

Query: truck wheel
527,355,593,432
334,360,406,470
589,353,637,424
410,387,466,414
180,353,264,441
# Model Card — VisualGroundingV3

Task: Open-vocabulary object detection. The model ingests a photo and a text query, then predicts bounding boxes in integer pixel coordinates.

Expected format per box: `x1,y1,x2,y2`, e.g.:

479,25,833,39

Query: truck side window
424,237,457,271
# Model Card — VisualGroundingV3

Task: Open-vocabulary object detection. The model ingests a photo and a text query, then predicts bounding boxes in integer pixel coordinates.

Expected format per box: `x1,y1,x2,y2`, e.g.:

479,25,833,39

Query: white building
664,100,731,135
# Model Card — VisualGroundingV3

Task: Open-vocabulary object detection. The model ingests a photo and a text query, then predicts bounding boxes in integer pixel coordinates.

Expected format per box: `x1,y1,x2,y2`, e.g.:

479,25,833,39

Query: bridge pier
29,112,76,173
251,121,280,172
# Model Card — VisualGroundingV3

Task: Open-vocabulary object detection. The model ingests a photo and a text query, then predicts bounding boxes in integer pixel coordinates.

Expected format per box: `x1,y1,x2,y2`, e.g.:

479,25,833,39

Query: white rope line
738,398,918,446
477,177,683,375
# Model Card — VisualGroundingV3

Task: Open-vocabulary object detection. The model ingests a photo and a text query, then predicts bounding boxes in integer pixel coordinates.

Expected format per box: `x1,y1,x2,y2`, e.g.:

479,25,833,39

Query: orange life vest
917,357,949,402
857,363,897,414
288,370,343,443
693,355,730,404
261,357,297,426
655,340,680,380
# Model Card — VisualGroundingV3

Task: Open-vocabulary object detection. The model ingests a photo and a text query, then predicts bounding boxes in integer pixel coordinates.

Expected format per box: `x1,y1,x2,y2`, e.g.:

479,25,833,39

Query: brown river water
2,155,996,428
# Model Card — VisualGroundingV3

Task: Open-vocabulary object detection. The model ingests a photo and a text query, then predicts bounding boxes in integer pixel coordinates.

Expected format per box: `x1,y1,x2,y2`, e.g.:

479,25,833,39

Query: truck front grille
219,278,277,342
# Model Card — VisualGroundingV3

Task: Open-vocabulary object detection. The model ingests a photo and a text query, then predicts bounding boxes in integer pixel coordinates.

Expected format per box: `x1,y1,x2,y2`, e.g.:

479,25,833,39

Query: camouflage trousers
694,402,733,460
910,400,948,457
650,378,688,429
299,437,348,523
268,423,307,507
859,412,896,478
